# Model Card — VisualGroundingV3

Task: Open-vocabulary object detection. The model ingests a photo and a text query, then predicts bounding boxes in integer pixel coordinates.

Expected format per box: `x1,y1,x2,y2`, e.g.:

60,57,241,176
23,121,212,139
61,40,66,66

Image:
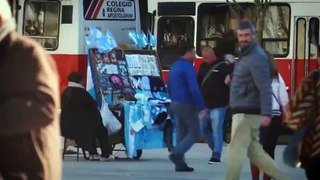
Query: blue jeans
200,107,227,159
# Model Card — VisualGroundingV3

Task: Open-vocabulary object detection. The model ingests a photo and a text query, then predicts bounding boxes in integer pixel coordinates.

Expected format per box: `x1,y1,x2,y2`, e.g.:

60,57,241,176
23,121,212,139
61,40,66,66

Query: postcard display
88,49,175,157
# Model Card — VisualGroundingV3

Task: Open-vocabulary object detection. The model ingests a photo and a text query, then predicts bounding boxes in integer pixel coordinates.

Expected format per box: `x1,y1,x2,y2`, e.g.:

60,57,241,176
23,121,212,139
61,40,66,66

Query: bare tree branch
254,0,261,7
226,0,240,21
278,6,289,35
232,0,245,13
262,0,272,11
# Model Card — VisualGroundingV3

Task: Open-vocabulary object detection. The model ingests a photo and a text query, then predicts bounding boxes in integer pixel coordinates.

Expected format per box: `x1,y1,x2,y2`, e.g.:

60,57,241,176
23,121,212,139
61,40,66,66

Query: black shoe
167,144,174,153
170,154,194,172
175,164,194,172
169,153,183,165
208,157,221,164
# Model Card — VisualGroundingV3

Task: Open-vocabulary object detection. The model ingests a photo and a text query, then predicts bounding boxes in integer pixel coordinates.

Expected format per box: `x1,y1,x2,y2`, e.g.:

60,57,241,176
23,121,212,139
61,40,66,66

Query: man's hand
224,75,231,86
282,104,290,125
199,109,207,120
260,116,271,127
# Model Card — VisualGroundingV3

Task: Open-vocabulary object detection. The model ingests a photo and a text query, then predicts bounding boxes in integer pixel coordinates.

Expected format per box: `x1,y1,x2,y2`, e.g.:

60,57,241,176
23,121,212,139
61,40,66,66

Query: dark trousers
303,157,320,180
251,116,281,180
170,102,200,156
0,126,61,180
163,120,174,152
91,123,112,158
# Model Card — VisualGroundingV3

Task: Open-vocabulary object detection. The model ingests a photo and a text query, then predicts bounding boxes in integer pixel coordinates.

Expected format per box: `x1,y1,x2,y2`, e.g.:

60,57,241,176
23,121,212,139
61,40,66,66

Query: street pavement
63,143,306,180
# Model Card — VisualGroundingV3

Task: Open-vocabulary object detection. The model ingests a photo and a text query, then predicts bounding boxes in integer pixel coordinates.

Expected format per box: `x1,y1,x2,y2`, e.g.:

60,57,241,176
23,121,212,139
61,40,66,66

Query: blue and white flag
148,31,156,47
85,27,118,53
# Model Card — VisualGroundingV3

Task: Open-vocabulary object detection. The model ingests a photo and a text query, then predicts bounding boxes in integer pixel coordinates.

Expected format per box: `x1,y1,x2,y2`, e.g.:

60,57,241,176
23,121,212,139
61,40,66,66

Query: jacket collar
68,82,85,89
237,42,257,57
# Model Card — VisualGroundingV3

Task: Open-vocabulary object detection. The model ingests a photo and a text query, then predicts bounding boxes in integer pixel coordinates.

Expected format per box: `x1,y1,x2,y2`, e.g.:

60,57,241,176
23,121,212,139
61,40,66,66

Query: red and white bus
8,0,144,93
148,0,320,96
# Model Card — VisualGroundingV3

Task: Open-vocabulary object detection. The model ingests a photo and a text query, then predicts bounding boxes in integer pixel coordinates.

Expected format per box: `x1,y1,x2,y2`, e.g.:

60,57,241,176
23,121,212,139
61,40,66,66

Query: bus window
23,0,60,50
296,19,306,60
197,3,290,57
262,5,290,56
197,3,256,56
157,17,194,70
309,18,319,59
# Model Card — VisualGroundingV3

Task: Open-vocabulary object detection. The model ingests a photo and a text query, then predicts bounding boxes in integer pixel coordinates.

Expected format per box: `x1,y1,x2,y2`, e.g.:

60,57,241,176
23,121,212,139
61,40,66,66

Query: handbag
100,96,122,135
272,92,283,117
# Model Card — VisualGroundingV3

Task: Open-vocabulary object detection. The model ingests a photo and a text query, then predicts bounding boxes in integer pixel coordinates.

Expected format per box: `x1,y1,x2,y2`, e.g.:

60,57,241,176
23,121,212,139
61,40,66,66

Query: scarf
68,82,85,89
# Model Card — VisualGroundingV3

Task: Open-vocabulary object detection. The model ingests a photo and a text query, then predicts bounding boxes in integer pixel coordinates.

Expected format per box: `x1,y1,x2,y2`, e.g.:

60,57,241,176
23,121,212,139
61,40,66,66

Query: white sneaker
100,155,115,161
89,154,100,161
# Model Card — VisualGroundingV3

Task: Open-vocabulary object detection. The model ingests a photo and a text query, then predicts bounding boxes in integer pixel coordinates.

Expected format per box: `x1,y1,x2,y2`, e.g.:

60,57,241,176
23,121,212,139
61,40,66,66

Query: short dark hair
68,72,83,83
265,51,279,78
237,21,256,33
179,44,195,56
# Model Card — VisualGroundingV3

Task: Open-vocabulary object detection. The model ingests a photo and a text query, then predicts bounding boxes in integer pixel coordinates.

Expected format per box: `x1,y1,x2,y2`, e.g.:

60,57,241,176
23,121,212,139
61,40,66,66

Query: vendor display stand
87,48,175,159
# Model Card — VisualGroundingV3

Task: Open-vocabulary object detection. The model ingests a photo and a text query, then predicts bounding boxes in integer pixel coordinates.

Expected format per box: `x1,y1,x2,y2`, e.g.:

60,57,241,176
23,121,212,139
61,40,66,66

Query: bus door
292,16,320,95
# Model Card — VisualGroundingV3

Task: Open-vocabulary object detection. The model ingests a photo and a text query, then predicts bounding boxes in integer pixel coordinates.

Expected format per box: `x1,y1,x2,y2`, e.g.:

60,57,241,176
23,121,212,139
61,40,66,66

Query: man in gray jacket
225,21,286,180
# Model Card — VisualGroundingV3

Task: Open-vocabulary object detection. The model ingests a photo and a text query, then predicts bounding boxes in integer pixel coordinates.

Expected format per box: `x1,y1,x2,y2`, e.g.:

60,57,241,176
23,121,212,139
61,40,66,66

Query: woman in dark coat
60,72,113,160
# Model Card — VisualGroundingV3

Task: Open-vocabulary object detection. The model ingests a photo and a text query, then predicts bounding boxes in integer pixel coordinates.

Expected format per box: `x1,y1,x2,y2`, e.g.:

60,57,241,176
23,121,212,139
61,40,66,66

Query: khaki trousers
226,114,286,180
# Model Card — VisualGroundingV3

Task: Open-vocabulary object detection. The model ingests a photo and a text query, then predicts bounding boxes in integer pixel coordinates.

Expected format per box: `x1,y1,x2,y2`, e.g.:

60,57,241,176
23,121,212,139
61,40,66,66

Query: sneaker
100,155,115,161
208,157,221,164
89,154,100,161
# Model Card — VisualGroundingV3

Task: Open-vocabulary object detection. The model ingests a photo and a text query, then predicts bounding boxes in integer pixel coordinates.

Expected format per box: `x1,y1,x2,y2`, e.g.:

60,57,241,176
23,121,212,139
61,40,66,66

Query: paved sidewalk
63,144,306,180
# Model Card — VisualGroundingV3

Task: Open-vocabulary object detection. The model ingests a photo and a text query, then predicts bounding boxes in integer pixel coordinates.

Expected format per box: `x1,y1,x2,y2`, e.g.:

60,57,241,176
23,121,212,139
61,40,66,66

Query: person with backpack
197,47,232,163
250,52,289,180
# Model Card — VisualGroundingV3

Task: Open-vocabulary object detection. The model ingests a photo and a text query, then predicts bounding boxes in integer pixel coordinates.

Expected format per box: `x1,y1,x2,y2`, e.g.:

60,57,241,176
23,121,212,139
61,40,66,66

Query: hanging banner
85,0,136,20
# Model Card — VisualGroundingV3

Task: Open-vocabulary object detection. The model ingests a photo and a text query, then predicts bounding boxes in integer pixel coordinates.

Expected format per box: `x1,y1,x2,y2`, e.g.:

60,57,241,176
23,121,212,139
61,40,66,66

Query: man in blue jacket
226,21,286,180
167,45,206,172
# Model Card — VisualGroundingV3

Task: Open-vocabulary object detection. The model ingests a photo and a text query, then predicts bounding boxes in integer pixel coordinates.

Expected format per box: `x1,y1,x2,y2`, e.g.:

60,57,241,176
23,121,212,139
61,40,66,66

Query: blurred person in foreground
0,0,61,179
286,47,320,180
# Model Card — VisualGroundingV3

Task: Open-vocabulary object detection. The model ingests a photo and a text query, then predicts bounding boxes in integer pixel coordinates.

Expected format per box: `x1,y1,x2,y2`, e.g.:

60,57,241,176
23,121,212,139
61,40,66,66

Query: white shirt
271,73,289,116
